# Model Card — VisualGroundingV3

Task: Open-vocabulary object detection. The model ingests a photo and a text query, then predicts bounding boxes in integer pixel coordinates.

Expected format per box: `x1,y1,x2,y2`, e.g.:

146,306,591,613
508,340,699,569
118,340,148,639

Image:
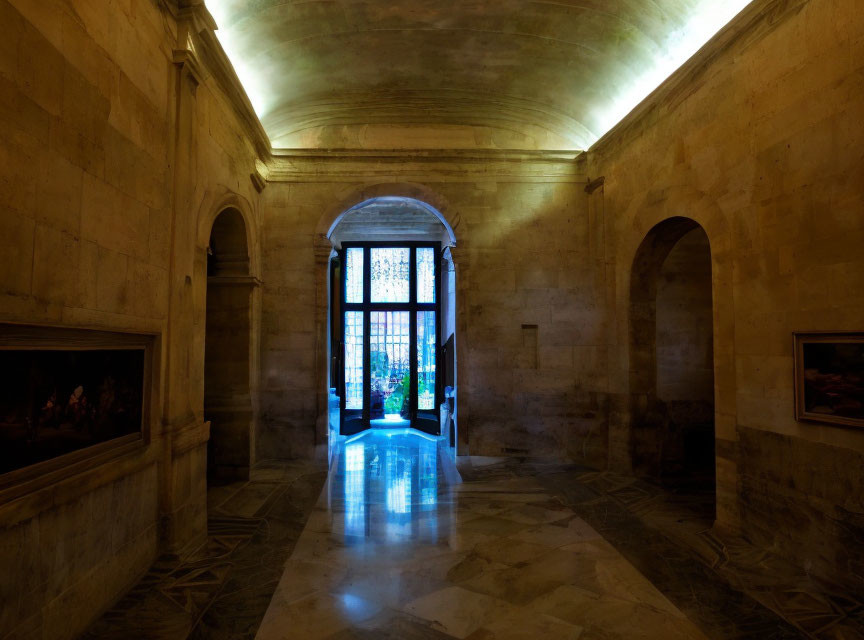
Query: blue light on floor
336,429,441,542
344,441,366,537
369,413,411,429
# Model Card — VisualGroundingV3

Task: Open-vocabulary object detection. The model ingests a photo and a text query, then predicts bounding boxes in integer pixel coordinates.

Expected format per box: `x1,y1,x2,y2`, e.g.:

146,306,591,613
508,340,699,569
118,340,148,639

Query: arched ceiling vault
205,0,753,151
328,197,454,247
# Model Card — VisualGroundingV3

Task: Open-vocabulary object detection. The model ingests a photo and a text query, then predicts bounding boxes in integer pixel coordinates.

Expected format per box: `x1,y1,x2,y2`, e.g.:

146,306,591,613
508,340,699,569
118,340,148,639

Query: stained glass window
417,311,436,410
370,311,410,418
370,248,409,303
345,247,364,303
341,242,441,432
344,311,364,409
417,247,435,303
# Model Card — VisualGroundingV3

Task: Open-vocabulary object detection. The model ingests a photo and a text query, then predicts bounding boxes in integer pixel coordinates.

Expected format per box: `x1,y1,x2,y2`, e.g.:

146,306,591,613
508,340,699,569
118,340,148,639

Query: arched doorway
326,197,457,449
630,217,715,518
204,208,254,481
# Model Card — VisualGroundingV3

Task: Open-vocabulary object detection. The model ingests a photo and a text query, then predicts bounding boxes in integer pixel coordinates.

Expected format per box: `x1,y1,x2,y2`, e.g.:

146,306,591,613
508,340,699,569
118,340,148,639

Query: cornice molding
172,45,205,85
168,1,272,160
267,148,587,183
196,30,272,159
271,148,582,162
251,159,269,193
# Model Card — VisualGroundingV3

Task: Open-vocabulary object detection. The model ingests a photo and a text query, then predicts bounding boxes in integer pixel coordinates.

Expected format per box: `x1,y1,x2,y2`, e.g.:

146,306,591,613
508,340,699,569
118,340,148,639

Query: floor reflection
333,429,444,543
256,439,713,640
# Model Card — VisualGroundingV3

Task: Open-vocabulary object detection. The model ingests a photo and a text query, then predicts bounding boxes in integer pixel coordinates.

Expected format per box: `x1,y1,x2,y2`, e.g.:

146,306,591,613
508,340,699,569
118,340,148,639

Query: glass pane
417,311,436,410
370,248,409,303
370,311,410,419
344,311,363,409
417,247,435,303
345,247,364,303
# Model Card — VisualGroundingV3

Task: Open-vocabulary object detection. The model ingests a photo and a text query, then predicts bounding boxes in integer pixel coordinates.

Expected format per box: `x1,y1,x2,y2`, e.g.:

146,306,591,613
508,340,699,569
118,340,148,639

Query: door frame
338,241,442,434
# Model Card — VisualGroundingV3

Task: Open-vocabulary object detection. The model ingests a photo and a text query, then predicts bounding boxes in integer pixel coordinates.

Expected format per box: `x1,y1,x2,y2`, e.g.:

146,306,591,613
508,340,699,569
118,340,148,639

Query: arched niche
204,207,255,481
629,216,716,518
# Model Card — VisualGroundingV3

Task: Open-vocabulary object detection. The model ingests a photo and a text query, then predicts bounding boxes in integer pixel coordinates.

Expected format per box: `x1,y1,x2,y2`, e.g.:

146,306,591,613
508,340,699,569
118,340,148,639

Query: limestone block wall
590,0,864,593
258,154,610,465
0,1,263,637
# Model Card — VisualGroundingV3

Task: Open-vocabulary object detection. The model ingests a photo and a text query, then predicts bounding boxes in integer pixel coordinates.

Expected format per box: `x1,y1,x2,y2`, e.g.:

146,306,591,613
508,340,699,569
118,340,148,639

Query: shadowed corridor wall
593,0,864,594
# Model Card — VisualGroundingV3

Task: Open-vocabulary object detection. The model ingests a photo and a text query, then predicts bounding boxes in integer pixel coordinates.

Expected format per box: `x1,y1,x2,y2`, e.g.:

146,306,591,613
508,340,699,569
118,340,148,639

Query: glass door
370,310,410,422
339,242,441,435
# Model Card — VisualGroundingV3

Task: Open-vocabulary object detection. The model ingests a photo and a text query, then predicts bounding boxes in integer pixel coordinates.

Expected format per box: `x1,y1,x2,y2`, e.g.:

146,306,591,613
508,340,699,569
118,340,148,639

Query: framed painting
0,324,155,487
794,332,864,428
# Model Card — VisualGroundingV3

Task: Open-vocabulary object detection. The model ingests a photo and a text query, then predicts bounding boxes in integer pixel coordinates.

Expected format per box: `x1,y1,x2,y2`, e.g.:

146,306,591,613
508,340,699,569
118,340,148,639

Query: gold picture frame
794,331,864,428
0,323,156,492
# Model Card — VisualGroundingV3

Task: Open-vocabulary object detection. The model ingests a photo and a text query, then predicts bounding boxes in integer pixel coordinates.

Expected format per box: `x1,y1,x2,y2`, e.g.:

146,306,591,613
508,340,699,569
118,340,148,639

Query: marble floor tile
474,460,816,639
509,518,601,548
254,430,709,640
458,515,534,537
82,462,327,640
403,585,515,638
472,609,584,640
470,536,550,565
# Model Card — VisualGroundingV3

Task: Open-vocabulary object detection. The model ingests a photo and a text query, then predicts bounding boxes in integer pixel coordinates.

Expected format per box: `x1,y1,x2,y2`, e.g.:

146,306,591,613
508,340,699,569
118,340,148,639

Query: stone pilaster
313,234,334,457
448,243,471,456
158,3,214,556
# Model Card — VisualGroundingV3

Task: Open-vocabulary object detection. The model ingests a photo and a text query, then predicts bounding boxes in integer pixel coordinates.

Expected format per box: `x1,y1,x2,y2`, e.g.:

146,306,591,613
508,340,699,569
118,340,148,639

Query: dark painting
0,349,145,475
796,334,864,427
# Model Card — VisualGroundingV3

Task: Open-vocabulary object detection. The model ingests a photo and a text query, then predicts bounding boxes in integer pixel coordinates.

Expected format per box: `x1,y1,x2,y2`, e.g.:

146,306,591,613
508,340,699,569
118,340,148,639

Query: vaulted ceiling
205,0,753,150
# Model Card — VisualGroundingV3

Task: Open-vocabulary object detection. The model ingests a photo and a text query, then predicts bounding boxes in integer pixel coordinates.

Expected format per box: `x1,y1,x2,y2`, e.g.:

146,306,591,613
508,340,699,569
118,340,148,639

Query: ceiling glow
590,1,755,144
205,0,755,150
206,1,272,117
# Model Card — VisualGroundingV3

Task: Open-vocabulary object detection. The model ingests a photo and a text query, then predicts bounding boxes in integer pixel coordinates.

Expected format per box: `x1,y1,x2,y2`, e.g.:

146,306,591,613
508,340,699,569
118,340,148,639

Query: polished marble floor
82,430,850,640
254,430,708,639
81,461,327,640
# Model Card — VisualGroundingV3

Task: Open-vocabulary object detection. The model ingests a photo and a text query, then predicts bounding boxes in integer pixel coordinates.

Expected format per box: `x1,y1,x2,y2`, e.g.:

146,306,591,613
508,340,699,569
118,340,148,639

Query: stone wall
258,154,610,465
0,1,263,637
590,0,864,593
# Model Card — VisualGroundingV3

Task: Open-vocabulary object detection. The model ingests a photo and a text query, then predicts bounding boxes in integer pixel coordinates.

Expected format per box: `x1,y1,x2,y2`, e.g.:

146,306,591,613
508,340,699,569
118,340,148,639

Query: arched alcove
629,216,716,518
205,208,254,481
